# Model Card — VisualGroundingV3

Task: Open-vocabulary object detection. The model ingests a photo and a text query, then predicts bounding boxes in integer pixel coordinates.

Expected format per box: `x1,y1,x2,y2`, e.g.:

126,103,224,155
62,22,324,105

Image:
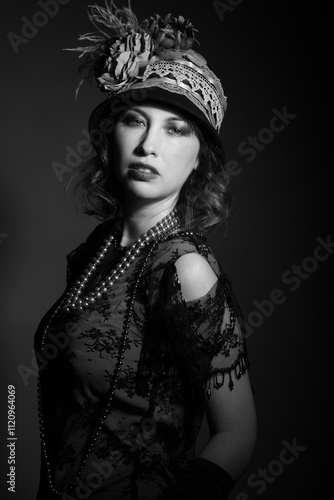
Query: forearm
158,430,256,500
198,429,257,481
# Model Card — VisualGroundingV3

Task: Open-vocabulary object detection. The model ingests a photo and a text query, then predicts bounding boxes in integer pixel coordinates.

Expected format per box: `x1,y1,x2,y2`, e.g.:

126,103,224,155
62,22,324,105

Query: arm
199,365,257,481
175,253,257,484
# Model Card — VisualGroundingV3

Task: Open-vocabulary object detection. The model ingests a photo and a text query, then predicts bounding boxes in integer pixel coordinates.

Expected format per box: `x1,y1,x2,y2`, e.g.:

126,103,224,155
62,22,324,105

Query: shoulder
149,232,217,271
146,232,223,298
66,219,115,277
174,252,218,301
85,218,115,246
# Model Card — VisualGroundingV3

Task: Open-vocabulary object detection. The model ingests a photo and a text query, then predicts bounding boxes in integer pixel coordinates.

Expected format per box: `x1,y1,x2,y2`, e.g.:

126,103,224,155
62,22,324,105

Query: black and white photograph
1,1,331,499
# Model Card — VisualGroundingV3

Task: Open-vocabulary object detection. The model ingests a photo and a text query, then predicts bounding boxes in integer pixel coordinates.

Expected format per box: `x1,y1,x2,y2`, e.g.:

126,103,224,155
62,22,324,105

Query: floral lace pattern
35,223,249,499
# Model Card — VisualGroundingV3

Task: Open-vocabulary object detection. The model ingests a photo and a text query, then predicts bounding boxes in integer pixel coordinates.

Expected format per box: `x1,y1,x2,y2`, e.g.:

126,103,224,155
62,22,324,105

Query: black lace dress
35,220,249,500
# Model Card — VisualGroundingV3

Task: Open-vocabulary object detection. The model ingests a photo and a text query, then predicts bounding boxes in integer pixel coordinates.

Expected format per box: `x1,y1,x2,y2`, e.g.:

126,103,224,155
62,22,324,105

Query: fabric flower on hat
97,32,153,91
67,1,209,95
142,13,207,67
142,14,195,51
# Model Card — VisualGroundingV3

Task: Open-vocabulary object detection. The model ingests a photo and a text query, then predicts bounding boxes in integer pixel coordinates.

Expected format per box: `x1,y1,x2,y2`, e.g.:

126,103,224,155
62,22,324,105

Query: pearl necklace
63,209,179,312
37,209,180,496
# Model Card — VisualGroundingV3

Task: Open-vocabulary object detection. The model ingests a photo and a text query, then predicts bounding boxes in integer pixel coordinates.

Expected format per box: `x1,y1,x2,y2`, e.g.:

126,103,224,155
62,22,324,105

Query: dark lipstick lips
128,162,159,175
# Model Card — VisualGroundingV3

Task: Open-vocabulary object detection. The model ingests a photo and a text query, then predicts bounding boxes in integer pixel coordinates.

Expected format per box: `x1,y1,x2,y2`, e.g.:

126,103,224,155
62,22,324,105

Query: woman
35,2,257,499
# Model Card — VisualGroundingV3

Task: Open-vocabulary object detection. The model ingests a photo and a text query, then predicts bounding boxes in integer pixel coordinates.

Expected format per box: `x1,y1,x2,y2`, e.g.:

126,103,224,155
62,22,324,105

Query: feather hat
68,1,227,141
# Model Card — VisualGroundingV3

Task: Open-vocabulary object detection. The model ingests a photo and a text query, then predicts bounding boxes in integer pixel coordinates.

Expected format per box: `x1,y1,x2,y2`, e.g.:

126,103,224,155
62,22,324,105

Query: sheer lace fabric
35,222,249,499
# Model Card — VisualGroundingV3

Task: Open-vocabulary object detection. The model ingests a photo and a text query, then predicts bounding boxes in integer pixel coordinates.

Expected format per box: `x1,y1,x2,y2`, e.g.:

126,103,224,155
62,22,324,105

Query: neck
120,198,177,247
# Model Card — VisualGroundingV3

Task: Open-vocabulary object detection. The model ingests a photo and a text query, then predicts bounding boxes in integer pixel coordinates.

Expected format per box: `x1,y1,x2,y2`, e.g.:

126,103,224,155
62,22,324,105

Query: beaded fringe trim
206,353,250,398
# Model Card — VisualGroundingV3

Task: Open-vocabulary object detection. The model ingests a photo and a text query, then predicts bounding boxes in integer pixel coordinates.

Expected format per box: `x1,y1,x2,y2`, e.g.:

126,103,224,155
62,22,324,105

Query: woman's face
112,101,200,207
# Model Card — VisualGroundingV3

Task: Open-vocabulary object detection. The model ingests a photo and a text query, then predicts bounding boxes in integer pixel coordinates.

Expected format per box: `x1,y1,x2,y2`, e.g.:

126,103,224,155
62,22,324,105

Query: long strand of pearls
38,209,181,496
63,209,179,312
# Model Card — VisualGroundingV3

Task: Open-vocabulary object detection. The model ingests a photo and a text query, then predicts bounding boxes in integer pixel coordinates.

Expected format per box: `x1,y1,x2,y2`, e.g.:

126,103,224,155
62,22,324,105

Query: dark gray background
1,1,332,499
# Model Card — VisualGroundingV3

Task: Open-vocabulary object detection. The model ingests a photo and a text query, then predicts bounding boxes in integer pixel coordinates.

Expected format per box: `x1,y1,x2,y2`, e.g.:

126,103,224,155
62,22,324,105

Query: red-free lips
128,162,159,180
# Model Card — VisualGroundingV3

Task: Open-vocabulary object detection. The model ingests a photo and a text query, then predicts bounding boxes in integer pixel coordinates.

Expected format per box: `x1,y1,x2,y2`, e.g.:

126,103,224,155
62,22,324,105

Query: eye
168,126,184,136
125,118,144,126
167,124,192,137
166,121,192,137
121,112,146,127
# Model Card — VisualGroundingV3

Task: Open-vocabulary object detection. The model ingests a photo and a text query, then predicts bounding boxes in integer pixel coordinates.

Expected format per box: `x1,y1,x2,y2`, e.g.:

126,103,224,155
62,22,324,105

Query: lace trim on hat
127,59,225,130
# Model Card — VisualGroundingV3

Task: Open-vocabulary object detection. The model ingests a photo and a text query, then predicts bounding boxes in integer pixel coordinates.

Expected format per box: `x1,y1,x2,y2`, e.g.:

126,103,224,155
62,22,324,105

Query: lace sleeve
182,273,250,395
142,261,250,398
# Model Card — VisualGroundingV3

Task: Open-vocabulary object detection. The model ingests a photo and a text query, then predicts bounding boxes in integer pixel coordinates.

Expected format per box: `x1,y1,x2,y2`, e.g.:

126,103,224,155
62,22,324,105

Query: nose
135,126,159,157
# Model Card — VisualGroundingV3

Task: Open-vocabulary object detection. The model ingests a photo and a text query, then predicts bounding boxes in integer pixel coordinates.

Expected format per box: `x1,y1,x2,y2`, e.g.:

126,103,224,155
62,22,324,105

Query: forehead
125,100,191,121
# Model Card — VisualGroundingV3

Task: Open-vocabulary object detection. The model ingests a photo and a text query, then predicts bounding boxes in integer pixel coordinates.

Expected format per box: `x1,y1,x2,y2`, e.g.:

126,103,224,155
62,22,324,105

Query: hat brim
88,86,224,151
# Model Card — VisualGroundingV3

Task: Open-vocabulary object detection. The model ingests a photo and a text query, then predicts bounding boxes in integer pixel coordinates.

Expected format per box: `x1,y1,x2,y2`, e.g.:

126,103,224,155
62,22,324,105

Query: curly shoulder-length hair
68,107,232,234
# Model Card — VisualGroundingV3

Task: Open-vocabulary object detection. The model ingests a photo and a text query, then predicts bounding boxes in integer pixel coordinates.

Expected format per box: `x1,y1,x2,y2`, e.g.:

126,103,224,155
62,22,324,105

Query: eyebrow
127,107,189,123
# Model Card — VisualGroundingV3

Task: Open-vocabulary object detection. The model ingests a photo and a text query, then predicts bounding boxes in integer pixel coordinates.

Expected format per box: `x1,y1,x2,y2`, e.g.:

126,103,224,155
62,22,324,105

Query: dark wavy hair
68,107,232,234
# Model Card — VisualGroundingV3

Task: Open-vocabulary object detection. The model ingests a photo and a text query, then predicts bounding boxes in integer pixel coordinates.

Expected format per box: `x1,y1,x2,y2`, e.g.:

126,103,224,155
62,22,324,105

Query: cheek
176,142,200,171
113,129,141,165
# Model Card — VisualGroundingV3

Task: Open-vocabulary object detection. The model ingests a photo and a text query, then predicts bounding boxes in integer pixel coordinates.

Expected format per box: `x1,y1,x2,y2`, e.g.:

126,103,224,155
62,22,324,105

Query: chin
123,181,161,200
